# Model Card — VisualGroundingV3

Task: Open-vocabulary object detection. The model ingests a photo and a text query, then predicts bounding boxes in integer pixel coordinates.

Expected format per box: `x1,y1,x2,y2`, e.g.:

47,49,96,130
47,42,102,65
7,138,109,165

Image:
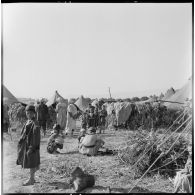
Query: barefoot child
16,105,41,186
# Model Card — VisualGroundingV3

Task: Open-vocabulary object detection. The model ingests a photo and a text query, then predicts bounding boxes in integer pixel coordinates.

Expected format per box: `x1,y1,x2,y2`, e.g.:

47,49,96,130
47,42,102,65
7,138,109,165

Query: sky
2,3,192,100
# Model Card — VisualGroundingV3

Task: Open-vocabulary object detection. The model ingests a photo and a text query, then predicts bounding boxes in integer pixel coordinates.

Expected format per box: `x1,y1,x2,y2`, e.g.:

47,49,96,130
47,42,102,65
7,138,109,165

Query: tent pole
108,87,112,99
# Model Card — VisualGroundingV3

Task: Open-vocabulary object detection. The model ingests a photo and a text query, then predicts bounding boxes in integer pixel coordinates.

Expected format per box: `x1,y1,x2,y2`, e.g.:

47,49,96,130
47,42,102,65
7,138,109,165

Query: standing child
16,105,40,186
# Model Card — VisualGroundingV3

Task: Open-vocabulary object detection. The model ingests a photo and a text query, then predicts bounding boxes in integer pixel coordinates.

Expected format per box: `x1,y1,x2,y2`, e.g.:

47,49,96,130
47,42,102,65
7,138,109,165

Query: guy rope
128,118,192,193
129,111,190,170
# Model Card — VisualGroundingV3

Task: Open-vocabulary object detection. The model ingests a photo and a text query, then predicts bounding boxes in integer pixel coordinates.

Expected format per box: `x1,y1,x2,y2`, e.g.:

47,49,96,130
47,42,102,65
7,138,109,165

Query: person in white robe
55,97,67,130
65,99,78,136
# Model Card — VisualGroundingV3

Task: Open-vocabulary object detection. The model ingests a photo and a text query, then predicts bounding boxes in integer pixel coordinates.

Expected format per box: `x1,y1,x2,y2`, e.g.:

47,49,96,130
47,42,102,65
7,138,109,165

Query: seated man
79,127,104,156
78,128,86,144
173,145,192,193
47,124,64,154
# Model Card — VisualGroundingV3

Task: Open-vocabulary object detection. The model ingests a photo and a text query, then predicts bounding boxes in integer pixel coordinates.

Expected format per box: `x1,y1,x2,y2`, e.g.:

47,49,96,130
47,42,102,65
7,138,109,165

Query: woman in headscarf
65,98,79,136
55,97,67,130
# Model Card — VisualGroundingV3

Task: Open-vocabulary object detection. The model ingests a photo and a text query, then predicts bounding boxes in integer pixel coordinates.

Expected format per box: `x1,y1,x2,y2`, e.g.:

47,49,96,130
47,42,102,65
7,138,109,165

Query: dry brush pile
127,103,185,131
8,103,27,126
117,118,192,178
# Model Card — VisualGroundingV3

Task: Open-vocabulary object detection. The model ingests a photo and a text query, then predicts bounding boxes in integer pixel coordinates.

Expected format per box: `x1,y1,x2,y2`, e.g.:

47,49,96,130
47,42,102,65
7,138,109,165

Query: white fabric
81,134,98,147
106,102,115,115
65,104,77,133
115,102,132,125
56,102,67,129
55,135,64,145
91,99,99,107
174,171,192,193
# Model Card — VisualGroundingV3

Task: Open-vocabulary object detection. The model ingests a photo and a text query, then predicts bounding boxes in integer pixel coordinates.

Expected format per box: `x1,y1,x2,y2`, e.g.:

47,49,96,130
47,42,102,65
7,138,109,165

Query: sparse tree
124,98,131,102
140,96,149,101
131,97,140,102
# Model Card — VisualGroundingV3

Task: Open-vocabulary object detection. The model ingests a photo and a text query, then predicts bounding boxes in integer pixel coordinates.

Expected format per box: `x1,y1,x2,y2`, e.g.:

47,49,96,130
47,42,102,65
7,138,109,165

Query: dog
70,167,95,192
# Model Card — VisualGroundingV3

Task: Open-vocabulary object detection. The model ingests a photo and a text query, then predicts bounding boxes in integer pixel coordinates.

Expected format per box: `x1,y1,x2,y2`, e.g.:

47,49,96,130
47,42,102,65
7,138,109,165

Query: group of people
81,104,108,134
46,101,108,155
16,99,108,186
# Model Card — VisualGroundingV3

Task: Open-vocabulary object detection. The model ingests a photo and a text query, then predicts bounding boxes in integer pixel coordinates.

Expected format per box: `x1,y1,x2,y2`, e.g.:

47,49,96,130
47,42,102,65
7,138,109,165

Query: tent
46,90,68,107
3,85,20,105
164,77,192,110
91,99,99,107
162,87,175,101
74,95,90,112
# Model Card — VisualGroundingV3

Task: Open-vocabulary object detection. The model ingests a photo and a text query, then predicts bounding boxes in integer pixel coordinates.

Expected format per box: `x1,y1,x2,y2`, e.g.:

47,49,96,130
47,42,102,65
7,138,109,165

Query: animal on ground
70,167,95,192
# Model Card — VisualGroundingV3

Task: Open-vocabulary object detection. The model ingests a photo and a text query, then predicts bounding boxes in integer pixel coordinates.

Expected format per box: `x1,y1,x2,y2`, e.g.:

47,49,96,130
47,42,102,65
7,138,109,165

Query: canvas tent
3,85,20,105
164,77,192,110
91,99,99,107
75,95,90,112
162,87,175,101
46,90,68,107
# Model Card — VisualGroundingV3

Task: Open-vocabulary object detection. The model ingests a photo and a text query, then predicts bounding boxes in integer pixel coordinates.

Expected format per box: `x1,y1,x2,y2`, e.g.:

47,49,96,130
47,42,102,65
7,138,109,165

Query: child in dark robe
16,105,40,186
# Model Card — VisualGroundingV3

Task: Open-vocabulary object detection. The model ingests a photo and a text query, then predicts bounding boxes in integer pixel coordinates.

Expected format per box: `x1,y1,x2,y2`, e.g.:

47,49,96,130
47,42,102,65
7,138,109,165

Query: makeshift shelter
74,95,90,112
3,85,20,105
164,77,192,110
46,90,68,107
114,102,132,125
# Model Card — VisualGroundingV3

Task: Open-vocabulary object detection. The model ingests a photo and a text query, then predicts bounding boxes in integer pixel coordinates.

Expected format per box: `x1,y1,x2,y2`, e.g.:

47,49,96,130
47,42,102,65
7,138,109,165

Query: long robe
56,102,67,129
16,119,40,168
65,104,77,133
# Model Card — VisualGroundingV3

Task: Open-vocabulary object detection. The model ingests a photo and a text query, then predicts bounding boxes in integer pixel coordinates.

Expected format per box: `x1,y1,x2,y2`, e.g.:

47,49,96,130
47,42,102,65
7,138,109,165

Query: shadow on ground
80,185,166,193
47,182,70,190
60,150,79,155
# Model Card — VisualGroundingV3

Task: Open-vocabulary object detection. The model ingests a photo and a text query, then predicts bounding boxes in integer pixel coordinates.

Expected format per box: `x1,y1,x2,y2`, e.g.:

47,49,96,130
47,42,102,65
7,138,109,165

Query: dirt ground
2,125,174,193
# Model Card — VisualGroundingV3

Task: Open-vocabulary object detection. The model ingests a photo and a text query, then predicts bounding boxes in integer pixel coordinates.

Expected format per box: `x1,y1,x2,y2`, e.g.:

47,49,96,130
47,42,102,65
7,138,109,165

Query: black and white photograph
2,1,193,194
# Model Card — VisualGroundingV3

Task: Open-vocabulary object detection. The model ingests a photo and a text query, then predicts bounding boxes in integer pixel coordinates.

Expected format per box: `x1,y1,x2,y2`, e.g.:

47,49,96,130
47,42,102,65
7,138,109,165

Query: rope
149,147,188,173
118,110,186,152
149,122,192,173
158,100,184,104
164,120,192,155
128,120,192,193
128,152,164,193
129,111,188,169
157,116,191,148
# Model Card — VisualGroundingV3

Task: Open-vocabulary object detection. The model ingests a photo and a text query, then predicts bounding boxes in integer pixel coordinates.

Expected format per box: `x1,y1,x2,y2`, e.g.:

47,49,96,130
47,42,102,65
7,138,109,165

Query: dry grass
2,128,174,193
